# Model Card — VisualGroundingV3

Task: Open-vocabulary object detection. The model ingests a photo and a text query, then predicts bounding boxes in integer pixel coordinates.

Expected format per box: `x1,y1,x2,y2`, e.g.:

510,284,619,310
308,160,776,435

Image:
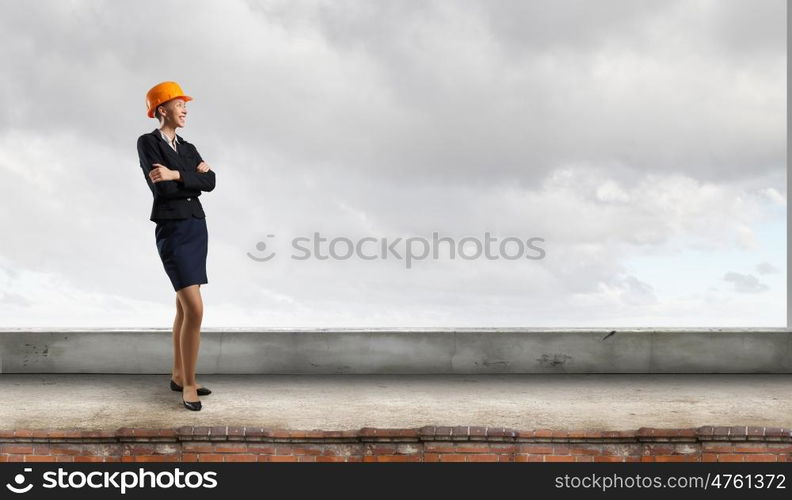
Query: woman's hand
196,161,211,173
149,163,180,183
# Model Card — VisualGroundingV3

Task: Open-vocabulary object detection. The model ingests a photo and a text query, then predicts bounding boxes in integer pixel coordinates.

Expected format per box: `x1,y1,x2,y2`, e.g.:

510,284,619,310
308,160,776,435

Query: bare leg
176,284,203,403
171,295,184,384
171,293,206,390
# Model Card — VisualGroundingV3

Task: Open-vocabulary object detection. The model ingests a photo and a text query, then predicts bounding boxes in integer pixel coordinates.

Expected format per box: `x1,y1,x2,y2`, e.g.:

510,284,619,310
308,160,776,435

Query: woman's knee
180,298,203,320
185,304,203,320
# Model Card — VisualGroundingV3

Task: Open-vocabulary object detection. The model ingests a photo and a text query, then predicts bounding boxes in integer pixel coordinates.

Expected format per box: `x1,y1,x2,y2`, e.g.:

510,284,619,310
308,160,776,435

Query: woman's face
159,98,188,128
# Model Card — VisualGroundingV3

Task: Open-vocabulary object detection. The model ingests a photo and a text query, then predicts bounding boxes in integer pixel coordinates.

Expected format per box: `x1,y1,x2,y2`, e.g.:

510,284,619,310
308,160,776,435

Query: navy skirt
155,216,208,292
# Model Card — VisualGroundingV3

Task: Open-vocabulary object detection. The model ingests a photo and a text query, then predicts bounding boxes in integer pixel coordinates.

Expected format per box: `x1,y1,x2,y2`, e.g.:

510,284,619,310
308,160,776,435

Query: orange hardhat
145,81,193,118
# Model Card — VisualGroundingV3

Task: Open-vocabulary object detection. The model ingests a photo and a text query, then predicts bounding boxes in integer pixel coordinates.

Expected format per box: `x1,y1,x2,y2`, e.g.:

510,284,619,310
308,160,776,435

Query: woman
137,81,217,411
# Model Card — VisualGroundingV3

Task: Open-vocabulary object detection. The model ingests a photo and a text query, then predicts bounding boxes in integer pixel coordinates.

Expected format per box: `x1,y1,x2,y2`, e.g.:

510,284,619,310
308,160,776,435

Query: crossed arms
137,135,216,198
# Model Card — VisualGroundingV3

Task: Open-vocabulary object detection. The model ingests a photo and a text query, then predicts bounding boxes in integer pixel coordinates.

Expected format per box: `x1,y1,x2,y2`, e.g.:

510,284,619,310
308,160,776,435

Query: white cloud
756,261,780,275
723,271,770,294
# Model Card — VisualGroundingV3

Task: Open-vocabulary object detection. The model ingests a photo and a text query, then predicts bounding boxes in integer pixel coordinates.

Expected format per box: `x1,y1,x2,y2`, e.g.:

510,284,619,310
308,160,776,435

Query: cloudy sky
0,0,785,327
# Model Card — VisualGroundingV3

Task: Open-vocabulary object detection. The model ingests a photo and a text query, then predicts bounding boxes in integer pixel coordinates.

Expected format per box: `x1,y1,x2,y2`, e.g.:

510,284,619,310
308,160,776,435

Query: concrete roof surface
0,374,789,431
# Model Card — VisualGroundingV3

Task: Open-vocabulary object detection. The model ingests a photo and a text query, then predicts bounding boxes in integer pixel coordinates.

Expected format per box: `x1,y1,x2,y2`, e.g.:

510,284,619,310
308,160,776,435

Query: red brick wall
0,426,789,462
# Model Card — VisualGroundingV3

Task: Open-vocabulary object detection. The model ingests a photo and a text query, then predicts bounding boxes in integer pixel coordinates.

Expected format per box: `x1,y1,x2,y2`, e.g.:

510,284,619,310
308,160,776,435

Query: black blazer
137,128,216,222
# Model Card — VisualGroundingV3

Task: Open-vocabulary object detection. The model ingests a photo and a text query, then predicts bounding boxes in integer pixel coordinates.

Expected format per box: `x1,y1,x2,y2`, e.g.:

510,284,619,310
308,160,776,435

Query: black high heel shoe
170,379,212,395
182,396,202,411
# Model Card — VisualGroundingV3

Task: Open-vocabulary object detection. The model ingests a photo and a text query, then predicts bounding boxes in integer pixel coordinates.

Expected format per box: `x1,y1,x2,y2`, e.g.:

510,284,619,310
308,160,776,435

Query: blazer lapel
151,128,185,170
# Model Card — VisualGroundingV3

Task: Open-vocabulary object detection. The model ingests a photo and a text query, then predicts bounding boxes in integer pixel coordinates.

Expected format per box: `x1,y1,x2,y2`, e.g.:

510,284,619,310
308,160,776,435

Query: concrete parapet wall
0,328,790,374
